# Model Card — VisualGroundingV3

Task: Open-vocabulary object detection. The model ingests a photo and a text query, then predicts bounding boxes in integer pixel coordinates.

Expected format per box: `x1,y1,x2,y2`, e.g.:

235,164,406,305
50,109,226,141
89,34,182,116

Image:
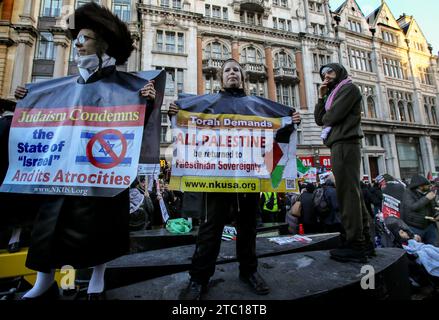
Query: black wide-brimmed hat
67,2,134,65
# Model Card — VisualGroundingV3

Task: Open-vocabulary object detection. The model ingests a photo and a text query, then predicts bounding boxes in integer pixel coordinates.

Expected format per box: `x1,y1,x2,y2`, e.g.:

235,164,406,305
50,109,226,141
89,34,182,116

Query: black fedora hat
67,2,134,65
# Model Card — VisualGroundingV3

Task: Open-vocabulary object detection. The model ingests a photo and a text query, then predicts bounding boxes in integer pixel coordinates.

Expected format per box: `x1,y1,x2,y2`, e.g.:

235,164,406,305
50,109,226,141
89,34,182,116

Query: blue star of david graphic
98,140,115,156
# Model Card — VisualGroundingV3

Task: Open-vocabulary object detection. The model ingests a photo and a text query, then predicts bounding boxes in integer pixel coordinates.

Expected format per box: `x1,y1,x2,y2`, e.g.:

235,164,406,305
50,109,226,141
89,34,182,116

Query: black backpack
312,187,330,218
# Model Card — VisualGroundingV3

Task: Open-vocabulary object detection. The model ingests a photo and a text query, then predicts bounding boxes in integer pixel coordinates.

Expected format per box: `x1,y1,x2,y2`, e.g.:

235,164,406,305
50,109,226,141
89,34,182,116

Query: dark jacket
0,113,39,230
26,67,133,272
299,191,318,226
321,181,342,225
361,182,374,217
314,63,363,148
401,185,436,230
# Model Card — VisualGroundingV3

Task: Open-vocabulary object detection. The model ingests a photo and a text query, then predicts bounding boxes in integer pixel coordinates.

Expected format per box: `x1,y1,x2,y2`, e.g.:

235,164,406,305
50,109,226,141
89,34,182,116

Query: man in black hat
401,174,439,246
314,63,373,263
14,3,157,300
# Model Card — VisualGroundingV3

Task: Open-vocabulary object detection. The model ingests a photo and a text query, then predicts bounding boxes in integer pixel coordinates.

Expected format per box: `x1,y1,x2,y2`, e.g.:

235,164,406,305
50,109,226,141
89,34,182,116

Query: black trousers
189,193,258,285
331,142,371,245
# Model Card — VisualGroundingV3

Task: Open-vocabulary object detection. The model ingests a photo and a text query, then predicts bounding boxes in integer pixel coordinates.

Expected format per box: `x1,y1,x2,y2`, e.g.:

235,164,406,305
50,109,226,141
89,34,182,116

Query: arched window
274,51,294,68
432,106,438,125
367,96,377,118
204,41,230,60
240,46,263,64
389,100,397,120
425,105,431,124
407,103,415,122
398,101,406,121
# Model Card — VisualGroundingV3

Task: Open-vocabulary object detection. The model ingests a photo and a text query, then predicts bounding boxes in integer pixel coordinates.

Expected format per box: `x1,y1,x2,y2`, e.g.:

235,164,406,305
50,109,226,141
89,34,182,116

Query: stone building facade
3,0,439,180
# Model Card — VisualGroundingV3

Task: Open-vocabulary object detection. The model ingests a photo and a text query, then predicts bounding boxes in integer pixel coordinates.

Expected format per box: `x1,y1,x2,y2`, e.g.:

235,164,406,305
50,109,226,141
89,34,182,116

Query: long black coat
0,114,38,232
25,67,133,272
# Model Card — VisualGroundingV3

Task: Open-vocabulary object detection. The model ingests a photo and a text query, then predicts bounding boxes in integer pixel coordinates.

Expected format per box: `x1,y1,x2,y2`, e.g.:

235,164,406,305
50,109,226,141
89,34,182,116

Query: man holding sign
8,3,163,300
169,59,301,299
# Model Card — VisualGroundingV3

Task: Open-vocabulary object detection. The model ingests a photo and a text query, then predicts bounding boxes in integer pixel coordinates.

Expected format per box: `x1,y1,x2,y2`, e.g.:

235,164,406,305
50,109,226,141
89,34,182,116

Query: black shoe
364,241,376,258
7,242,20,253
239,272,270,295
87,291,106,301
179,280,207,300
21,282,60,300
330,244,368,263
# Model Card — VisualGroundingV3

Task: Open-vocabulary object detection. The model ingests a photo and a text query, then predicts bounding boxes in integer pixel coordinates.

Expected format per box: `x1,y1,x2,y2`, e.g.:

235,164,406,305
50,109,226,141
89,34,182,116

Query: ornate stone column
295,49,308,110
52,31,70,77
197,34,204,95
264,44,276,101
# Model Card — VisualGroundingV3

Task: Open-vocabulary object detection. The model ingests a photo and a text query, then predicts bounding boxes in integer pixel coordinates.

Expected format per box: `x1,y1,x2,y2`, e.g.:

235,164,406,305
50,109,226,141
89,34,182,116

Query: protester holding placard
12,3,159,300
169,59,301,300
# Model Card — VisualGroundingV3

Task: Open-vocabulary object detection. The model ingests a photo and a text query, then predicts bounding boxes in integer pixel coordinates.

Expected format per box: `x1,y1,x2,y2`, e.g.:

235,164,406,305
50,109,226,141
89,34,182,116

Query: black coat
401,188,436,230
25,67,133,272
0,114,38,231
299,192,318,225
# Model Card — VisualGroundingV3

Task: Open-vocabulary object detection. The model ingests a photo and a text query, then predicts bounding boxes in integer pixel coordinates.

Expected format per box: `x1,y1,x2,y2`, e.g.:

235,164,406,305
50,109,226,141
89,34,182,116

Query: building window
112,0,131,22
424,96,438,125
212,6,221,18
419,67,433,85
348,19,362,33
156,67,184,96
365,134,378,146
240,11,262,26
160,0,181,9
383,57,406,79
382,30,398,44
161,127,171,143
172,0,182,9
204,41,230,60
276,84,296,107
309,1,323,13
348,48,373,72
41,0,62,17
432,139,439,171
248,81,265,97
273,18,278,29
398,101,406,122
432,107,438,125
223,7,228,20
367,97,377,118
358,84,376,118
312,53,331,71
205,4,210,17
32,76,52,83
280,0,288,7
425,105,431,124
407,103,415,122
204,76,221,94
156,30,184,54
35,32,55,60
389,100,397,121
76,0,100,8
274,51,294,68
388,89,414,122
396,136,424,179
240,47,264,64
161,113,169,125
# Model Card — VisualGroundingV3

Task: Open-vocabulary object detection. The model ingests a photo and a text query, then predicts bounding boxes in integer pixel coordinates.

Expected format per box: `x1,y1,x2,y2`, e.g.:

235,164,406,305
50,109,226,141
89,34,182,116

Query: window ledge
151,50,188,57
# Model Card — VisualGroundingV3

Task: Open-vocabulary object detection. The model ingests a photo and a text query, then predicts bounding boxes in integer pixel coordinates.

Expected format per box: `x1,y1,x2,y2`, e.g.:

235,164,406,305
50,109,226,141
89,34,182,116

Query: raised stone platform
106,248,410,300
105,233,340,289
129,222,289,253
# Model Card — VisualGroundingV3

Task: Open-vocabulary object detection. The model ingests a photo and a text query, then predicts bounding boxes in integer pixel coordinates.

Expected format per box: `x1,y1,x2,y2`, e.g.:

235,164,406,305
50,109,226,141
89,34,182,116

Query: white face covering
75,53,116,82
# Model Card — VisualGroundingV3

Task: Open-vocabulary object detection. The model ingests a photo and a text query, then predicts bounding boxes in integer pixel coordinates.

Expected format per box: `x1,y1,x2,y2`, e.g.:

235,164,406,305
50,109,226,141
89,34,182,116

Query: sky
329,0,439,54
